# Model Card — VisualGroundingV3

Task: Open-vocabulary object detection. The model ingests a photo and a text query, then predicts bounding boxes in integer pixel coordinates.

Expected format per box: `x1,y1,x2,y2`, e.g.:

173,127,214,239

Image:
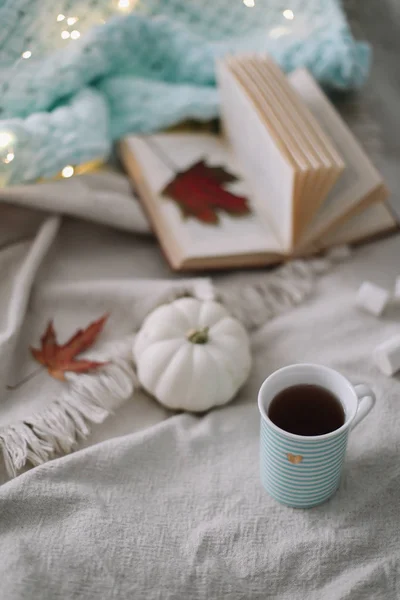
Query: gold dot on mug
287,453,303,464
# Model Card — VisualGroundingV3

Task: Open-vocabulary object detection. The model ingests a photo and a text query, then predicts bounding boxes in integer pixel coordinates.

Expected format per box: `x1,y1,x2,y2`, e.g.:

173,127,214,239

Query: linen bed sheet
1,220,400,600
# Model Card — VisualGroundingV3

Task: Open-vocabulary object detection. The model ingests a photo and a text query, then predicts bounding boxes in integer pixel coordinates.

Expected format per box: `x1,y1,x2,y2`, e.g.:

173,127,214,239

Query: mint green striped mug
258,364,375,508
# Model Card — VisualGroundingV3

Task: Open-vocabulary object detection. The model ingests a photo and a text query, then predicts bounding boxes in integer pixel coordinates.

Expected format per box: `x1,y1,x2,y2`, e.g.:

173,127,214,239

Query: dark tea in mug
268,384,345,436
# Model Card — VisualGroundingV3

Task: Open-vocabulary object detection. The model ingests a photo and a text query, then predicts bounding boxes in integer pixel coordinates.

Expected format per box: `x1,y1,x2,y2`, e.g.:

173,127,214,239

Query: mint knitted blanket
0,0,370,185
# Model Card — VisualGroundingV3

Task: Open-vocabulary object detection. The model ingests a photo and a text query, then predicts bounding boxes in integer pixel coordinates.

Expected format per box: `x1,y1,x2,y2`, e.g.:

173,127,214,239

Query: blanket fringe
0,338,136,477
0,281,214,478
217,247,350,330
0,249,349,477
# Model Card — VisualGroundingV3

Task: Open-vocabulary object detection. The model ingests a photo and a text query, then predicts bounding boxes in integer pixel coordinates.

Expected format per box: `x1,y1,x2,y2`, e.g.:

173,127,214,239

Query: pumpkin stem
186,327,209,344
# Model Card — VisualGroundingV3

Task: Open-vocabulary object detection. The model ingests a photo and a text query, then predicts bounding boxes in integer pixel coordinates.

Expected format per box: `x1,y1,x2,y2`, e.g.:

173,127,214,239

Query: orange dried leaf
30,314,109,381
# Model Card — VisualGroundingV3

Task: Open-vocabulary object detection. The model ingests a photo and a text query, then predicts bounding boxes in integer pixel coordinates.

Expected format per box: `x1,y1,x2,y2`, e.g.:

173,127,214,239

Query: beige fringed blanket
1,206,400,599
0,201,349,478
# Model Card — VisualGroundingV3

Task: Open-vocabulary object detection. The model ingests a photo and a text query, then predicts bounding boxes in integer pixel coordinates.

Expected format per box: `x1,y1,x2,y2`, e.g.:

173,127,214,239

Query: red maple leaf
30,315,109,381
162,160,251,224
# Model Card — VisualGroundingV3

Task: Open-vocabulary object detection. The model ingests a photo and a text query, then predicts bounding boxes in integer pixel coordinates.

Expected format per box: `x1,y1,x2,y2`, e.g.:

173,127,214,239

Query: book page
289,69,385,245
318,202,397,248
218,61,296,251
229,57,315,247
246,56,330,244
124,133,282,261
261,58,344,239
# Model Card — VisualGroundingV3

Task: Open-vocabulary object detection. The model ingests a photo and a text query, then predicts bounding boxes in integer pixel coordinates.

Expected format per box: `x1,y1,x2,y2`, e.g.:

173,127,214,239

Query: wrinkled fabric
0,232,400,599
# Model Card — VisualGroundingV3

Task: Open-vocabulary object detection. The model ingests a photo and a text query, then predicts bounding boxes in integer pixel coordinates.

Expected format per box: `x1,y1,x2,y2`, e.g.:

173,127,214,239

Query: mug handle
351,384,376,430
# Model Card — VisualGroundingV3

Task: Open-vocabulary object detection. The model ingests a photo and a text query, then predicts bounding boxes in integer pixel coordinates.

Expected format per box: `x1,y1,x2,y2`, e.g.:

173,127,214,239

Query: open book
120,56,396,271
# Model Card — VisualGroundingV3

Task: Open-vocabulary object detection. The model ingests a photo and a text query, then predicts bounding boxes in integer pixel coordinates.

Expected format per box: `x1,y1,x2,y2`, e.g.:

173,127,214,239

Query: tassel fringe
0,248,349,477
0,338,136,477
217,247,351,330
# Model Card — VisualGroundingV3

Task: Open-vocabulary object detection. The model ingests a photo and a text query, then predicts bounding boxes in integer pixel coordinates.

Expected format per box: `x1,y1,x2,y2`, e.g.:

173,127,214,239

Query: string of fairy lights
0,0,295,186
0,0,139,185
20,0,138,62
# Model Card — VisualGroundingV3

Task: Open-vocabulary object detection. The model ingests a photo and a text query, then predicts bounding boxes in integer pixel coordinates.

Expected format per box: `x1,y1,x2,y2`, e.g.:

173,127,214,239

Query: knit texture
0,0,370,185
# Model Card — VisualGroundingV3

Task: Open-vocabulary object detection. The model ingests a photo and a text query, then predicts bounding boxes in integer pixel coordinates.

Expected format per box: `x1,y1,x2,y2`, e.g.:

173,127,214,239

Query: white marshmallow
356,281,390,316
373,335,400,376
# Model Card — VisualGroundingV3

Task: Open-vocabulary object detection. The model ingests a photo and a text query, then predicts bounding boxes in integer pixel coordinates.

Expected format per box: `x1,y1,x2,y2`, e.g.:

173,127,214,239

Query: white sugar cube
356,281,390,316
373,335,400,376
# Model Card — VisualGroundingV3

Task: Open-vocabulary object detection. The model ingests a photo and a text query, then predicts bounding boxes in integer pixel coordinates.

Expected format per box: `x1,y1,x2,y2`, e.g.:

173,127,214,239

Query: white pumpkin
133,297,252,412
